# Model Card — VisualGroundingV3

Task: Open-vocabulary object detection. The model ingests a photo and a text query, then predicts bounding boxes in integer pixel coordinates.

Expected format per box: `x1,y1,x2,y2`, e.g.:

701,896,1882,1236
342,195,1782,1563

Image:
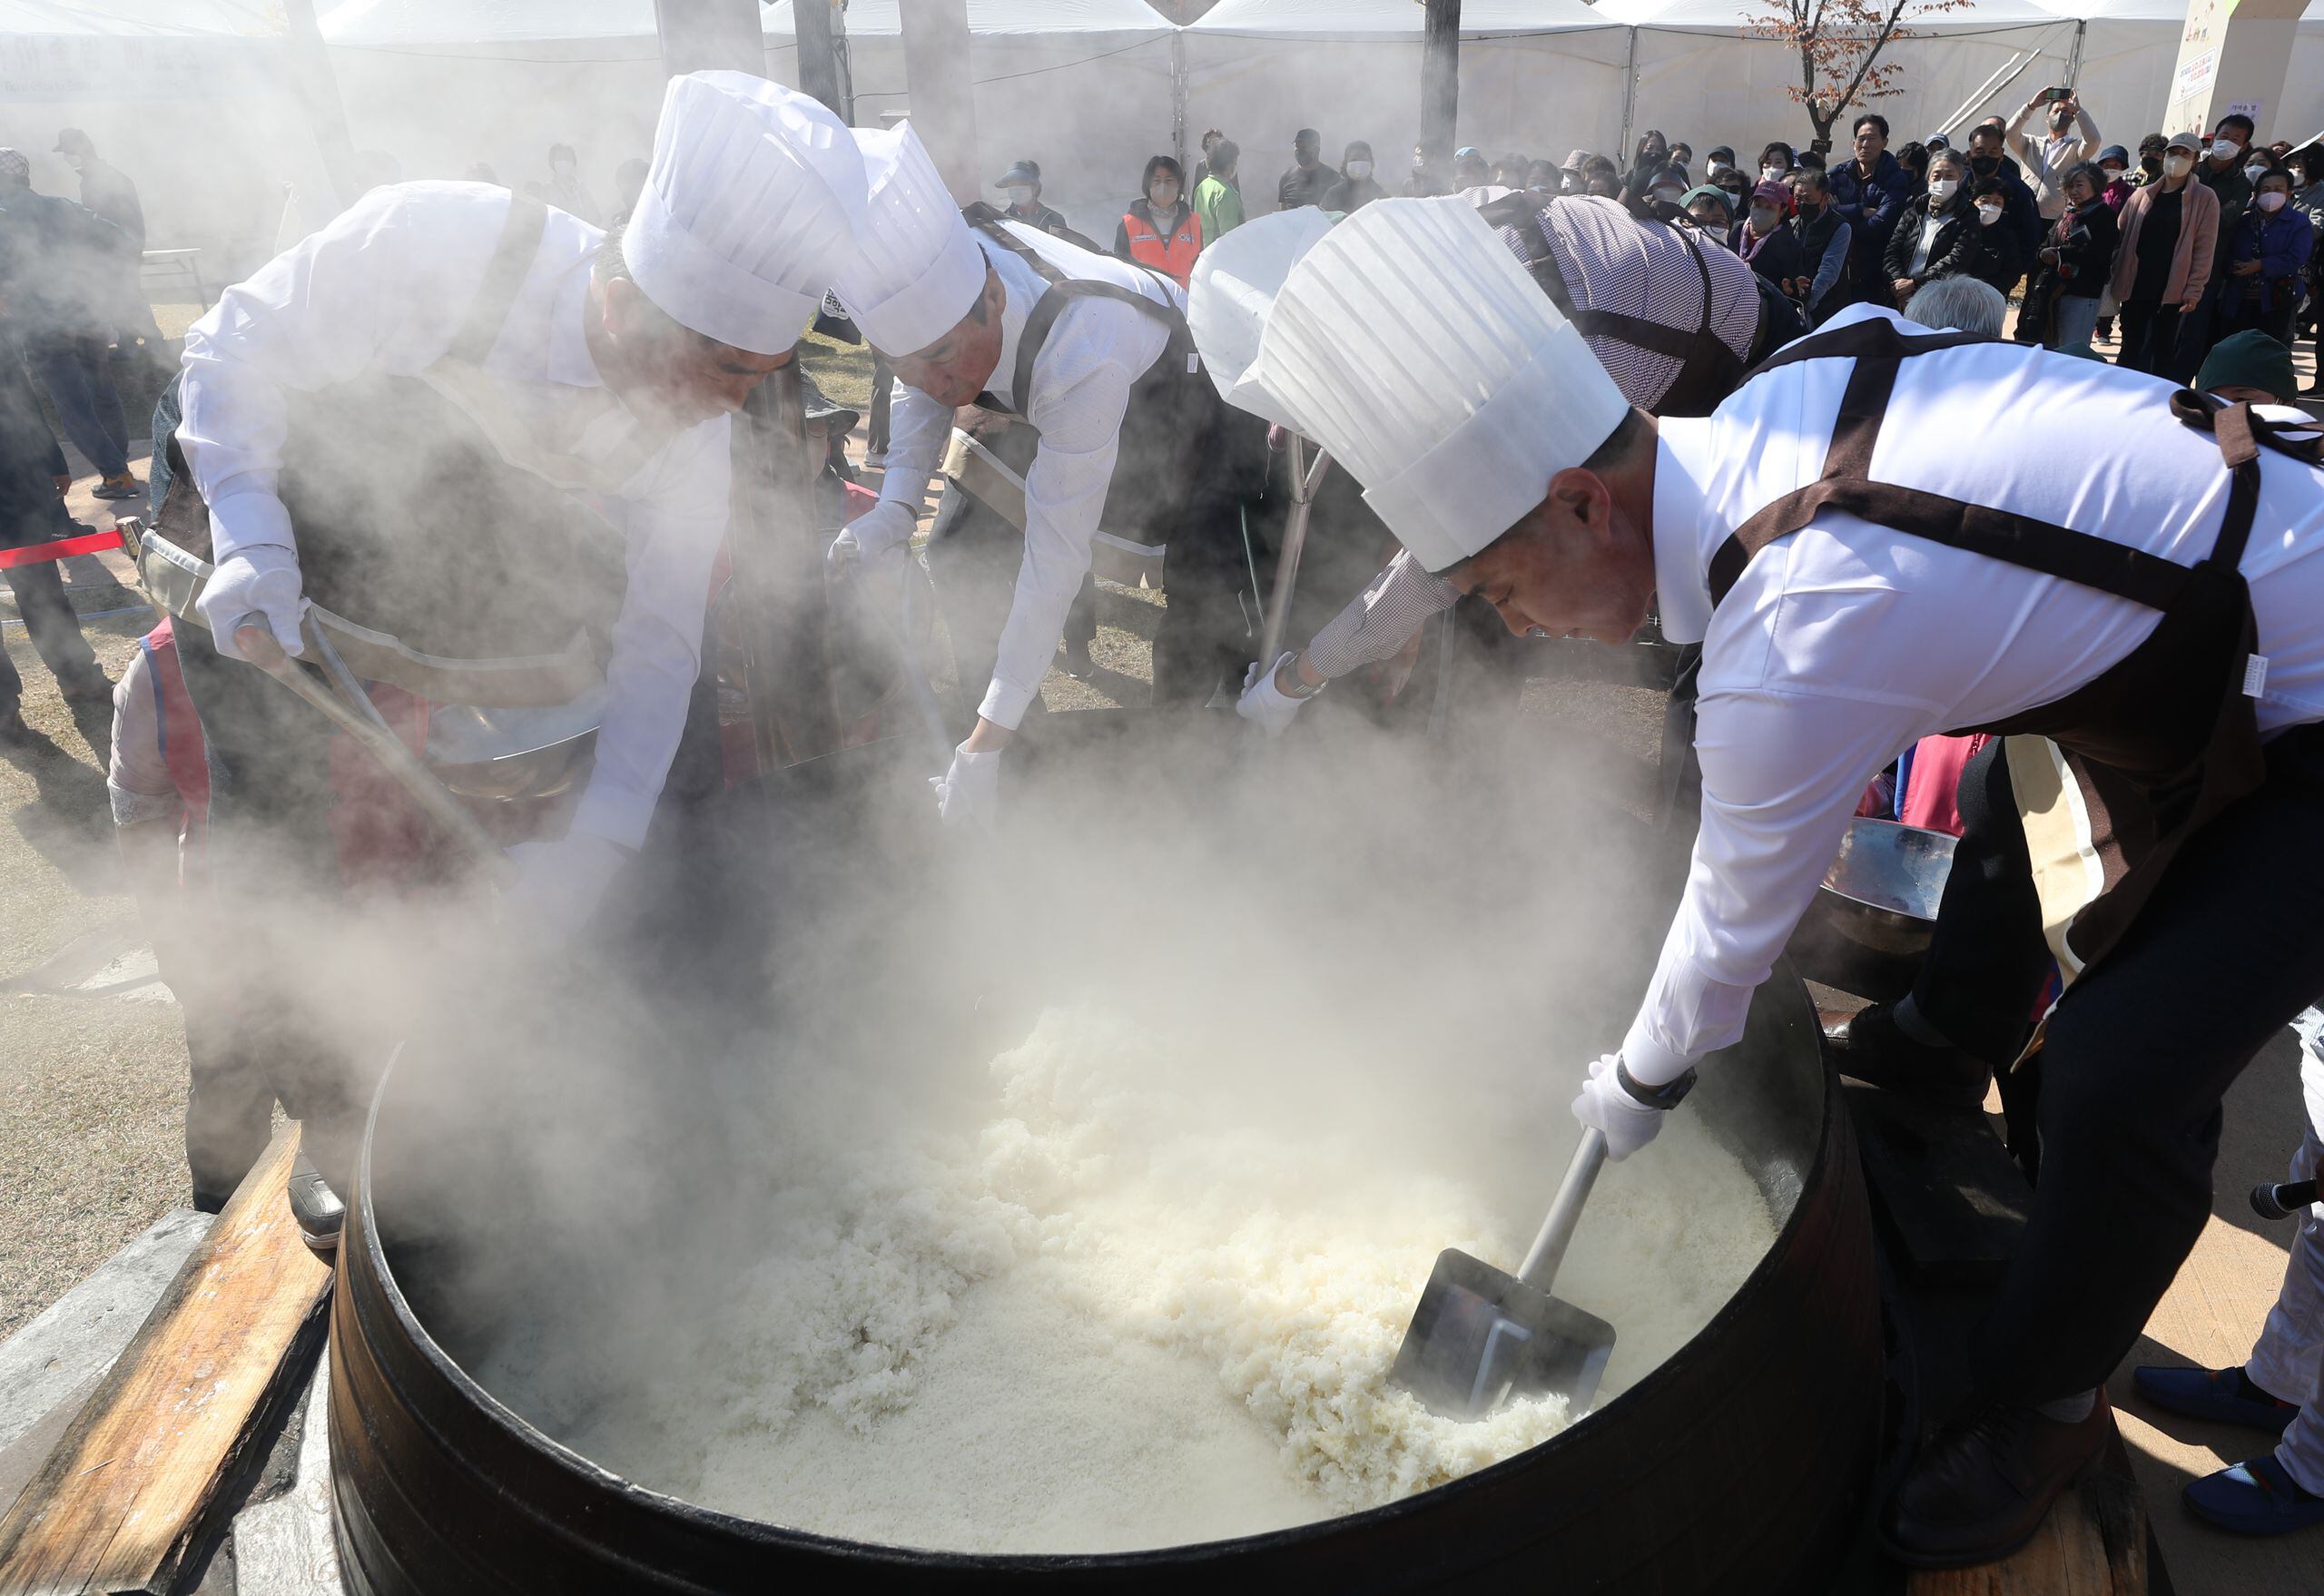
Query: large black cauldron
329,713,1880,1593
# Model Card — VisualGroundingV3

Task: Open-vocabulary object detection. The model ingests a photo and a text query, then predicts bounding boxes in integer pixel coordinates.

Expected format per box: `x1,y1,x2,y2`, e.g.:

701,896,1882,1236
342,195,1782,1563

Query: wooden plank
0,1126,333,1595
1908,1428,2148,1596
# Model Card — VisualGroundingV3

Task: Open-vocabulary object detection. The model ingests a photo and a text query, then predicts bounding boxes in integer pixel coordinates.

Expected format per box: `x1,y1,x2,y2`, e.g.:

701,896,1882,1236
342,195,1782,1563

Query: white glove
1570,1053,1670,1161
930,740,1002,829
825,500,915,580
499,832,631,943
1237,653,1310,737
200,543,307,661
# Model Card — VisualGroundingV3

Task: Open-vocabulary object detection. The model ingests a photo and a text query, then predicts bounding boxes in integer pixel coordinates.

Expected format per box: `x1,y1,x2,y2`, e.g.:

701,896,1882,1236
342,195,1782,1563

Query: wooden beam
0,1128,332,1595
1420,0,1462,172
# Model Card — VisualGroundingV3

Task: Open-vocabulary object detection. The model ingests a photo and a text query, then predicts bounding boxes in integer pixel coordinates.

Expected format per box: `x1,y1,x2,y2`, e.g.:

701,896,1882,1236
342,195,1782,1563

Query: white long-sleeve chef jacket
176,182,731,852
1627,304,2324,1087
861,223,1172,729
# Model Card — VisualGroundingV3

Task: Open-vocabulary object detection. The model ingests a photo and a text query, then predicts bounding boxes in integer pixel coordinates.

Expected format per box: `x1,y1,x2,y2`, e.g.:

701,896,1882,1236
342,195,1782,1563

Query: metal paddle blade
1388,1248,1616,1421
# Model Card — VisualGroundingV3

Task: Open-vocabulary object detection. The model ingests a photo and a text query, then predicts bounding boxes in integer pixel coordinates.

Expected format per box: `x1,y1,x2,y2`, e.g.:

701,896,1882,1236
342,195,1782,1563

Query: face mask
1005,185,1034,207
1344,161,1372,180
1652,189,1684,208
2165,154,2193,178
2140,155,2162,176
1795,198,1820,219
1976,203,2004,226
1970,155,1998,175
1150,186,1178,208
2213,138,2240,162
1709,160,1733,178
552,157,575,175
2101,165,2124,182
1762,164,1786,182
1749,205,1778,231
1928,177,1960,202
2050,113,2074,132
2259,191,2289,212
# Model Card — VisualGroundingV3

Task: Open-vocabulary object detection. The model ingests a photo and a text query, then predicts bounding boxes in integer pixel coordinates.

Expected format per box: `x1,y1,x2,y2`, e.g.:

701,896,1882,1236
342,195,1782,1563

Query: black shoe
1062,640,1094,679
287,1150,344,1253
1823,1003,1993,1110
58,670,112,705
1881,1396,2112,1567
192,1186,232,1216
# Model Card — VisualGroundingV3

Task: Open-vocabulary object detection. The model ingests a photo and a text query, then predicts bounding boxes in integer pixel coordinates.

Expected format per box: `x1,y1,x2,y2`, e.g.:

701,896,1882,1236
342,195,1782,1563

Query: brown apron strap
1709,345,2200,611
448,195,549,367
962,216,1191,419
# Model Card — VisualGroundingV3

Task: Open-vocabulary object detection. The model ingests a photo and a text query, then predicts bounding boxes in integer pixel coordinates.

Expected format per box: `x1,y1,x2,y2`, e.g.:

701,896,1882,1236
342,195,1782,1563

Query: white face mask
2213,138,2240,162
551,157,575,176
1928,177,1960,202
1005,185,1034,207
1709,160,1733,178
1762,164,1786,182
1976,203,2004,226
1344,160,1373,180
2245,163,2270,184
2259,190,2289,212
2165,153,2194,178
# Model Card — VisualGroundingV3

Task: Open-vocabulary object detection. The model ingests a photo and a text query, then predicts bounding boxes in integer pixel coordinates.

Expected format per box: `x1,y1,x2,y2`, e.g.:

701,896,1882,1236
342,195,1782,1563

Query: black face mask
2140,154,2163,177
1970,155,1999,176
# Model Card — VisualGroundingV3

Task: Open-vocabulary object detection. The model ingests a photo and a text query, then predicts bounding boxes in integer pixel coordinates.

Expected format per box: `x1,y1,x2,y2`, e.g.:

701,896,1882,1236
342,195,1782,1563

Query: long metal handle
1515,1128,1608,1295
1255,436,1331,671
241,621,517,888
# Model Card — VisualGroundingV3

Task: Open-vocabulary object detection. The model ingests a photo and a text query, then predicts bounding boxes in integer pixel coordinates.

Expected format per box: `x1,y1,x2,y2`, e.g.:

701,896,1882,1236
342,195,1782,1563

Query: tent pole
1939,52,2037,139
1619,25,1639,168
1422,0,1462,172
2065,19,2085,88
1172,30,1188,174
795,0,846,116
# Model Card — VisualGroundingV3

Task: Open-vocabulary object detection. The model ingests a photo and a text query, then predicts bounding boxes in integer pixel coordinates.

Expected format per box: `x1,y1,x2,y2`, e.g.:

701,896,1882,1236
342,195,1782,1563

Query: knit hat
2196,330,2299,405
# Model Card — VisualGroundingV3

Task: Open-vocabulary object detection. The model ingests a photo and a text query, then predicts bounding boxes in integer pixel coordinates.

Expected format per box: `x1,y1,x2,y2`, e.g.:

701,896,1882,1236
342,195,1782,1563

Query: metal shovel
1388,1128,1618,1420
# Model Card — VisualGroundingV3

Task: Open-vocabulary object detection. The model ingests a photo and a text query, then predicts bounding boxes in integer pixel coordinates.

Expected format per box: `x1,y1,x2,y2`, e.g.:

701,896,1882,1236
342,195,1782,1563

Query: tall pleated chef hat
623,72,868,358
1189,196,1630,573
830,122,990,356
1187,206,1337,431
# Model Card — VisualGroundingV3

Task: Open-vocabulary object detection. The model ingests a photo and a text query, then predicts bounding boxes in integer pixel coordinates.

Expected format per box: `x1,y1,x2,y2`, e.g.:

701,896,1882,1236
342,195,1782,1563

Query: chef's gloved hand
1237,653,1309,737
825,500,915,581
500,832,631,943
930,740,1002,829
1571,1053,1668,1162
201,543,308,662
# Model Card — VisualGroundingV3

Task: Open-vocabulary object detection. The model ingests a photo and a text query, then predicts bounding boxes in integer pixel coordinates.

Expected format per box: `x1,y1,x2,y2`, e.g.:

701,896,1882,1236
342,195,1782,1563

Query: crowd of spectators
1053,94,2319,397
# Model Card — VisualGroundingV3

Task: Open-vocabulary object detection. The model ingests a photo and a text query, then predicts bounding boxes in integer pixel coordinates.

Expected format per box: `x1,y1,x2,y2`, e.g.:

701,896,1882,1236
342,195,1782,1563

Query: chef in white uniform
1192,195,2324,1571
828,122,1246,827
153,72,867,1238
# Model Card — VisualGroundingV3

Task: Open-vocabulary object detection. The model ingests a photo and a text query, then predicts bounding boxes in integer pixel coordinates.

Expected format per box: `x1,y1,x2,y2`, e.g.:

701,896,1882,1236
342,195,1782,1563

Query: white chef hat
624,72,867,357
830,122,990,356
1192,196,1630,573
1186,207,1336,431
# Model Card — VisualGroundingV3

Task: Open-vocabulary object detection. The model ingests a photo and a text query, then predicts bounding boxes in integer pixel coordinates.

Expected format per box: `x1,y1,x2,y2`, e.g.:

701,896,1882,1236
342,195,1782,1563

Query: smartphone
2046,86,2072,103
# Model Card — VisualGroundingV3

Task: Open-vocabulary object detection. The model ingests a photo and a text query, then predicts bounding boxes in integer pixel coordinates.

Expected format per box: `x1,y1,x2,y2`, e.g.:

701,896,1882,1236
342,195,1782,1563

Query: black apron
152,195,629,670
1709,314,2322,971
960,208,1226,539
1478,192,1746,418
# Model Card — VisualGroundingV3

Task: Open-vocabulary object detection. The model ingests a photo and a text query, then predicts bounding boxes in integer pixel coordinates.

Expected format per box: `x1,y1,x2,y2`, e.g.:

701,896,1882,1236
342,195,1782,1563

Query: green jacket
1193,174,1244,247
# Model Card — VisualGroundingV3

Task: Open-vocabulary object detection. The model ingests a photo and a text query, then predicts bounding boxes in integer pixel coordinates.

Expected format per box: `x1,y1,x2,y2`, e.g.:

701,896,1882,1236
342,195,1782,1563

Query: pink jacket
2110,178,2221,307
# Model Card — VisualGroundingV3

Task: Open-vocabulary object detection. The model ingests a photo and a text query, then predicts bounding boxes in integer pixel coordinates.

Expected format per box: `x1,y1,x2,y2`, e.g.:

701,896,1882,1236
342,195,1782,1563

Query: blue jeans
2050,293,2101,350
28,332,129,478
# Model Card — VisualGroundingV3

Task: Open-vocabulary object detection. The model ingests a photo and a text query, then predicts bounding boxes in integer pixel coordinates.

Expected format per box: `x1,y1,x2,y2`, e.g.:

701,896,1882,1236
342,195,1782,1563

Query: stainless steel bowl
1816,819,1957,956
424,689,604,802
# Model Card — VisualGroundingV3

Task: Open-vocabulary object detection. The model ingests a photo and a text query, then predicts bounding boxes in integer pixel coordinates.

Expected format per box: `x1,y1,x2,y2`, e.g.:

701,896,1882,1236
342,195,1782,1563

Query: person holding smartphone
2006,85,2102,224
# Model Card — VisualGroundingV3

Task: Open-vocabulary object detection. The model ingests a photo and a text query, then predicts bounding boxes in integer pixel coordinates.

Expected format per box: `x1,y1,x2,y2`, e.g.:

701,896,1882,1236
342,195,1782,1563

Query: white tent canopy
1184,0,1631,189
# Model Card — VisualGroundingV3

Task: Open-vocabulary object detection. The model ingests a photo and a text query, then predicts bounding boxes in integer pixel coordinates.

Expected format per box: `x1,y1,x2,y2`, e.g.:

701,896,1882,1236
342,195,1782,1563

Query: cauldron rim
347,960,1836,1569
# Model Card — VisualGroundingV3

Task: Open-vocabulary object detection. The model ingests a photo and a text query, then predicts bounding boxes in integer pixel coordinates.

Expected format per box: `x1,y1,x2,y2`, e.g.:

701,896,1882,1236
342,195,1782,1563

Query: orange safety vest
1121,204,1202,285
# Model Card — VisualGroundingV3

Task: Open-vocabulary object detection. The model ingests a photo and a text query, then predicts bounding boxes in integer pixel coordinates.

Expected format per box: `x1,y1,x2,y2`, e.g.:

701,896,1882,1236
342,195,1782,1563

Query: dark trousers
2114,302,2181,376
1971,723,2324,1403
1912,737,2053,1069
2221,292,2298,347
1149,470,1257,708
27,333,129,478
2167,281,2224,383
868,352,894,458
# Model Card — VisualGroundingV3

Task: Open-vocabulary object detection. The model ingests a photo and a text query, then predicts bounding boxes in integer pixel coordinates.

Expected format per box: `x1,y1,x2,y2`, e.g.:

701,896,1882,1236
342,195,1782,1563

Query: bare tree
1748,0,1972,154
